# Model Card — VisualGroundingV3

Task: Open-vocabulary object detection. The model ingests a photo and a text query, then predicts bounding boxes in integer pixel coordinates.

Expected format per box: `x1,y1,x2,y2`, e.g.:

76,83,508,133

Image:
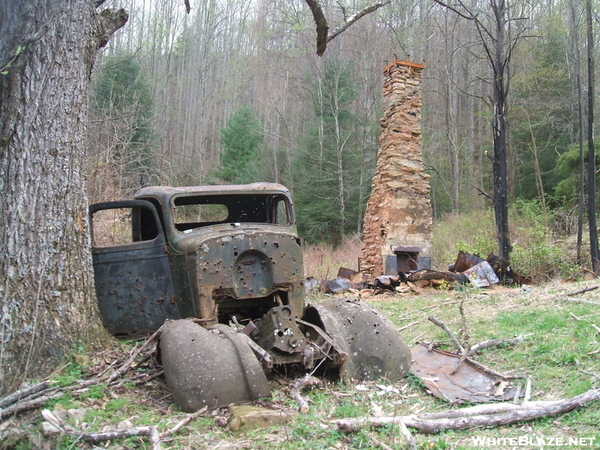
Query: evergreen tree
212,106,264,184
293,59,374,246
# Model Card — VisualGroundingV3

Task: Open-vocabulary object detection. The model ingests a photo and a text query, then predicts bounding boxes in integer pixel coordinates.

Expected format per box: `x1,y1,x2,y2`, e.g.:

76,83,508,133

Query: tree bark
0,0,127,394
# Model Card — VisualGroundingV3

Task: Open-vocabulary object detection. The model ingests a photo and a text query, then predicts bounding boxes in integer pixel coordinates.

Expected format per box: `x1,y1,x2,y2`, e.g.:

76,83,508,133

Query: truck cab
89,183,304,336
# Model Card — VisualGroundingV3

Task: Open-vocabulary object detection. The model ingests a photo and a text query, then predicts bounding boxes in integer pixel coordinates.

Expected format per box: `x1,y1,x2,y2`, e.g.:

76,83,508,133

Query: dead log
407,270,468,285
331,388,600,434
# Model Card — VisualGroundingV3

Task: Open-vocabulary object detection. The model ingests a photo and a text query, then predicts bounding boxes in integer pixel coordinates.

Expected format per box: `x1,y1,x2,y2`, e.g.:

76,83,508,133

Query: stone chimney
361,61,432,278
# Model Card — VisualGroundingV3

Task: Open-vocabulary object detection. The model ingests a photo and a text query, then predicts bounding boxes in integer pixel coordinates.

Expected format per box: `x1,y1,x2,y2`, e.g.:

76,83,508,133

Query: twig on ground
569,312,600,333
1,327,164,422
289,374,323,413
368,432,394,450
398,421,417,450
396,300,460,322
398,321,419,332
465,358,525,381
160,407,208,438
523,377,532,402
107,324,164,384
578,369,600,382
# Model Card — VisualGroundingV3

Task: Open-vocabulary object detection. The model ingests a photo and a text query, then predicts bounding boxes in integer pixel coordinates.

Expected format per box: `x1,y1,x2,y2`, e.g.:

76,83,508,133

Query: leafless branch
328,1,390,43
304,0,389,55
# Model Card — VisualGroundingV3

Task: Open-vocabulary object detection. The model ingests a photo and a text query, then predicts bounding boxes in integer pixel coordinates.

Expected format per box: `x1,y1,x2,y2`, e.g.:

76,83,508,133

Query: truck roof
134,183,292,202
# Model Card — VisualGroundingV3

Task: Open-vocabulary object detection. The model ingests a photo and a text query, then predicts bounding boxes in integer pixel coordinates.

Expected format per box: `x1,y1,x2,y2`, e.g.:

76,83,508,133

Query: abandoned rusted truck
90,183,411,411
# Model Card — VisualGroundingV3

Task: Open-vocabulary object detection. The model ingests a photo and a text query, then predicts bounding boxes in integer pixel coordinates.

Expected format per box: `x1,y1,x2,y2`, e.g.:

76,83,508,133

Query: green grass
9,282,600,450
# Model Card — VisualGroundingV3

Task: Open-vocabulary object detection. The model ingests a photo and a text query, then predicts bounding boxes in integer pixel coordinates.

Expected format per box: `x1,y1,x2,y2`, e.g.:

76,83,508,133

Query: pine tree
212,106,264,184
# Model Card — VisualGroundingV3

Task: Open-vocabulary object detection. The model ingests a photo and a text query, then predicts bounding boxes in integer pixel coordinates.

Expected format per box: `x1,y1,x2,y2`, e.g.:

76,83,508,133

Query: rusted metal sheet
450,250,484,273
410,343,518,404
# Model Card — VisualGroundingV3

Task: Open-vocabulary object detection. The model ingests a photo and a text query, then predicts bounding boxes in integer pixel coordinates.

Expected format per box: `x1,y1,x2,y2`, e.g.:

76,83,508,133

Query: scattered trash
315,250,532,297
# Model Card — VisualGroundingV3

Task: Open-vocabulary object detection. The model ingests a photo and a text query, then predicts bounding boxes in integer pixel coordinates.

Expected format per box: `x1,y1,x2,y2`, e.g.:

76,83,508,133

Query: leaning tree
0,0,127,394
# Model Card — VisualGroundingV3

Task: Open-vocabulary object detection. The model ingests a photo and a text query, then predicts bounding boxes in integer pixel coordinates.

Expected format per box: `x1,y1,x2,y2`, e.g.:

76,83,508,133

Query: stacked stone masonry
361,61,433,279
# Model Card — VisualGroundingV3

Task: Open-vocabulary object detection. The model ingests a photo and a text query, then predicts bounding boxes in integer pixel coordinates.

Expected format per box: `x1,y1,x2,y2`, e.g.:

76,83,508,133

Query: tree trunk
568,0,585,264
585,0,600,273
0,0,127,394
491,0,511,261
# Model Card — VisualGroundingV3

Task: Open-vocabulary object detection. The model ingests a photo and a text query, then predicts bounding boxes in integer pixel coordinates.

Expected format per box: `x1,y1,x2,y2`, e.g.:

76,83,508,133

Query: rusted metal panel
410,343,518,404
90,200,179,336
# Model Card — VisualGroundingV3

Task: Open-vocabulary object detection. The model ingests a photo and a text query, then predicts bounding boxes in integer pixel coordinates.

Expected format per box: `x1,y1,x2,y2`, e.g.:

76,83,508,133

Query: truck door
89,200,179,336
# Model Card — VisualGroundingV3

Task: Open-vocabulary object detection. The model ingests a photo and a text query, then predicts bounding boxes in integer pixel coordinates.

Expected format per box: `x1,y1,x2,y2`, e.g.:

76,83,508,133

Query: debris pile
308,251,532,296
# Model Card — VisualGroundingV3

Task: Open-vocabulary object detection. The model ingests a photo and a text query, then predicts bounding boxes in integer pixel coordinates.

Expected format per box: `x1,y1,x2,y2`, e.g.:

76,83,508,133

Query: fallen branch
289,374,323,413
0,380,52,409
43,409,161,449
1,328,163,422
42,406,208,450
428,316,464,353
331,388,600,434
1,392,64,420
469,335,529,354
566,286,599,296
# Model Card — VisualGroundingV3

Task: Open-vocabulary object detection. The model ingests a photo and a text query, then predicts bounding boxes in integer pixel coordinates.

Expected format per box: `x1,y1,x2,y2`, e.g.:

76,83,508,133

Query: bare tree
431,0,531,261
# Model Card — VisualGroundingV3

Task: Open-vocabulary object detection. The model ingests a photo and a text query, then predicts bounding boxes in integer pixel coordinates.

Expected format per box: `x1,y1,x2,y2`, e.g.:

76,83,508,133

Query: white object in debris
463,261,499,287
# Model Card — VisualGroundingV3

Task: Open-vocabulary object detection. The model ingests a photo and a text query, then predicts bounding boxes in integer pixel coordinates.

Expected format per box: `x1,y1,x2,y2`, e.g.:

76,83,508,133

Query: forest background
89,0,589,279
